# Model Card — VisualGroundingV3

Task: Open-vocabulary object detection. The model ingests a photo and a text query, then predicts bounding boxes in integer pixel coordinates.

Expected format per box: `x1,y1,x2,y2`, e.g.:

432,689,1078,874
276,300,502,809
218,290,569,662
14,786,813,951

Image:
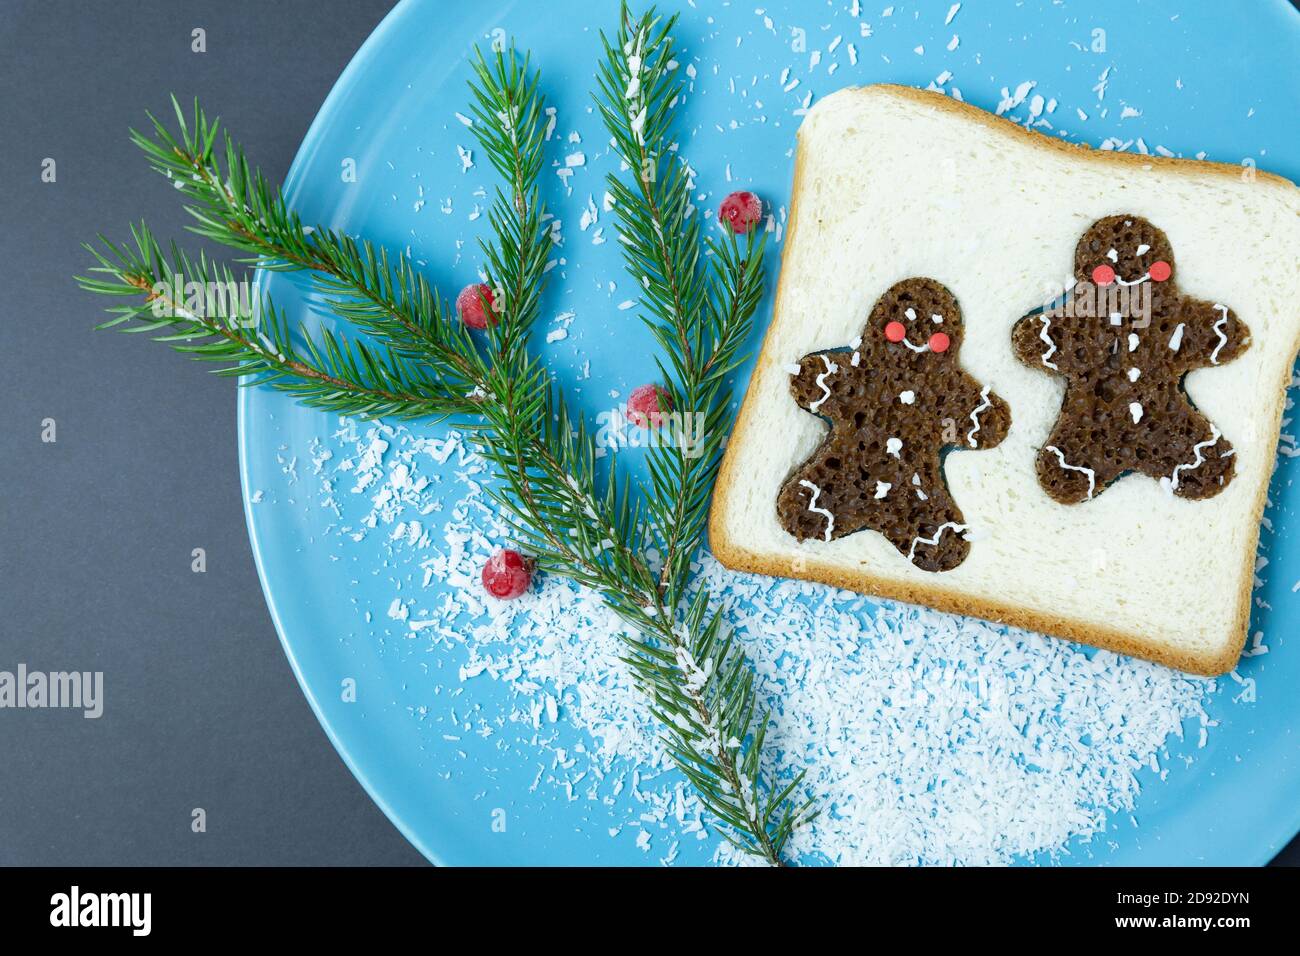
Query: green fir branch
466,45,550,366
78,27,813,865
129,96,484,387
597,4,810,862
595,3,768,607
77,224,475,420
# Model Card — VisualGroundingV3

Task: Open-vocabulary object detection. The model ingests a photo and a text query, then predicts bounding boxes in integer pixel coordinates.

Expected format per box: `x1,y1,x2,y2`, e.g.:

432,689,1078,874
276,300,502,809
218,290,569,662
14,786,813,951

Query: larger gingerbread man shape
1012,214,1250,504
777,278,1011,573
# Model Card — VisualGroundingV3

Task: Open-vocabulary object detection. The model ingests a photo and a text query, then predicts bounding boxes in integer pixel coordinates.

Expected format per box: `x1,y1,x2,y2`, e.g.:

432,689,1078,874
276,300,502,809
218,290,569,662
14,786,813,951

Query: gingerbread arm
954,376,1011,450
1012,307,1076,374
1171,300,1250,368
788,351,856,416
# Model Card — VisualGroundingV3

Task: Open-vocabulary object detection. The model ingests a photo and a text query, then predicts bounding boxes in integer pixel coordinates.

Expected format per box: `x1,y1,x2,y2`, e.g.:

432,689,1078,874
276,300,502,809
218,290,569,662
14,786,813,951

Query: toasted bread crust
709,84,1298,677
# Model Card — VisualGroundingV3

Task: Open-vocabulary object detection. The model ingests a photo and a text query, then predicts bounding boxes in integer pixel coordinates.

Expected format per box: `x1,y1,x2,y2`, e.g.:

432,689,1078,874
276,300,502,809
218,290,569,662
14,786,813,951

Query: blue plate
239,0,1300,865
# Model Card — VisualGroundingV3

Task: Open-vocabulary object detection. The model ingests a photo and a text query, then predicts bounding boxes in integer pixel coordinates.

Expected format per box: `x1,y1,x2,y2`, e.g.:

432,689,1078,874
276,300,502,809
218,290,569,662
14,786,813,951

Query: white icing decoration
1168,425,1222,492
1109,312,1123,326
1037,314,1059,369
874,481,891,499
1136,243,1150,256
784,363,802,375
930,313,944,324
1127,367,1140,382
1045,444,1096,500
904,307,917,321
900,390,916,404
798,479,835,542
1106,248,1118,262
899,337,930,354
808,354,838,413
849,335,862,349
1168,323,1185,351
1127,333,1139,352
1129,402,1143,424
1210,304,1229,364
1115,272,1150,287
886,437,903,459
851,351,861,367
966,386,992,448
907,522,967,563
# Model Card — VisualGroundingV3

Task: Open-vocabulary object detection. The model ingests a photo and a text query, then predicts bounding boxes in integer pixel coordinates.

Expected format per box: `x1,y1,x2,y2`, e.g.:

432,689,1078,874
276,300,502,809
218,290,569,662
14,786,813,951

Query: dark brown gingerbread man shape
1011,214,1250,504
777,278,1011,573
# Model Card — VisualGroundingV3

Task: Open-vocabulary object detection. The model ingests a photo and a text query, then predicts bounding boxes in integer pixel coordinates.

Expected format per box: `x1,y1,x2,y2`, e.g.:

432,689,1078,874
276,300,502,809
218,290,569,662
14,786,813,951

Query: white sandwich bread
709,84,1300,676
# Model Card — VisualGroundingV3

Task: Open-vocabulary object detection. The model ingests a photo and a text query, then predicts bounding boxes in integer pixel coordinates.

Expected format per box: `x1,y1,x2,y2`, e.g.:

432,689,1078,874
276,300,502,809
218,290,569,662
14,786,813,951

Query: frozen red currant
481,549,532,600
457,283,497,329
627,383,672,428
718,190,763,235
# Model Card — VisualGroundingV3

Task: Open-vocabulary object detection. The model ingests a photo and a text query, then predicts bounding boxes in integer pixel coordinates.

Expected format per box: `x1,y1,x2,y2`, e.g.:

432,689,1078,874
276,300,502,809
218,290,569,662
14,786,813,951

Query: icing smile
884,320,950,354
1114,272,1151,287
1092,259,1172,288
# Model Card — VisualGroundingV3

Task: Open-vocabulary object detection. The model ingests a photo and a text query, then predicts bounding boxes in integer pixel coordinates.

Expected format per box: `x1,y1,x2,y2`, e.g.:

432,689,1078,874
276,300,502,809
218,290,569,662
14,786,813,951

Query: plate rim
237,0,448,866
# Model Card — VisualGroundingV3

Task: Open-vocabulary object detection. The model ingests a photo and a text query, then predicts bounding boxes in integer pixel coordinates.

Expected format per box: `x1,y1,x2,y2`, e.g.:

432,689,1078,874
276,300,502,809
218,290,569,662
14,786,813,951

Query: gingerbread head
862,277,964,368
1073,215,1179,315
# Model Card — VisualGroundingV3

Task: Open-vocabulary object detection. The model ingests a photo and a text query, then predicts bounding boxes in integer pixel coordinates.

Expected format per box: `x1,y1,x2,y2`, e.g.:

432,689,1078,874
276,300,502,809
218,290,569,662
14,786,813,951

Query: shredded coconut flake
290,420,1219,866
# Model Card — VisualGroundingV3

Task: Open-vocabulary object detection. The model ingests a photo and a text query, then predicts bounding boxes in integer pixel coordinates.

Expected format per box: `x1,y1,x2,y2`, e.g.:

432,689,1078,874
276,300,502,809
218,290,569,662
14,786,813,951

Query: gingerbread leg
880,494,970,573
1034,433,1104,505
777,435,874,543
777,469,839,542
1163,429,1236,500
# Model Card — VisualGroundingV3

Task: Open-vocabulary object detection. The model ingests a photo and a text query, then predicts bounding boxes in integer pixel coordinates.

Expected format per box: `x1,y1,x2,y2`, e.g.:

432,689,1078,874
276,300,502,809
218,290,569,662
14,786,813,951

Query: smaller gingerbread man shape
1012,214,1250,504
777,278,1011,572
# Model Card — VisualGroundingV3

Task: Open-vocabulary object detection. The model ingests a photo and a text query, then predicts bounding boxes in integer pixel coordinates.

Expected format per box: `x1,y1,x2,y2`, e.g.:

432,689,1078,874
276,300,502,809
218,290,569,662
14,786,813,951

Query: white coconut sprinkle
290,420,1219,866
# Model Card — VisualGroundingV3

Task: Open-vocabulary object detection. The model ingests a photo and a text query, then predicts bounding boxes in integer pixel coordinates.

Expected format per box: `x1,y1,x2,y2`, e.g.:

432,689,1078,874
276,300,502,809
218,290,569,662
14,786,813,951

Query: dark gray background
0,0,422,865
0,0,1295,867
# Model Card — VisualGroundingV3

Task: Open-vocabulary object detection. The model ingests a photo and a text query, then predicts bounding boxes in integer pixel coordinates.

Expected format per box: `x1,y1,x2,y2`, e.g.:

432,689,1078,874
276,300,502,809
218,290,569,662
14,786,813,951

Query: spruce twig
597,2,813,861
79,226,476,420
77,28,815,865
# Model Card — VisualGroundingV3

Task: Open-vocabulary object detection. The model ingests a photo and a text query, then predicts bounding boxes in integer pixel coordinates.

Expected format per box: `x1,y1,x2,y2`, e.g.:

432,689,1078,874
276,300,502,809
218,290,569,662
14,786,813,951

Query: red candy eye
1092,264,1115,286
1149,260,1171,282
928,332,950,353
884,321,907,342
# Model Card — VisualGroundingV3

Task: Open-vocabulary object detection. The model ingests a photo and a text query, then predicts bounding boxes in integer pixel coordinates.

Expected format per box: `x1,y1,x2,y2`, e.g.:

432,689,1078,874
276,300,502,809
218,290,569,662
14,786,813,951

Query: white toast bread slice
709,84,1300,676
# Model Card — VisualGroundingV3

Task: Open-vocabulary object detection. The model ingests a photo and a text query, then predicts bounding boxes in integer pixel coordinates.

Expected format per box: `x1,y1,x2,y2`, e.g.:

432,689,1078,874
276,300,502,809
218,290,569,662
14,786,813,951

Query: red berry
718,190,763,235
457,283,497,329
928,332,951,353
1091,264,1115,286
884,321,907,343
1149,260,1172,282
481,549,532,600
627,383,672,428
